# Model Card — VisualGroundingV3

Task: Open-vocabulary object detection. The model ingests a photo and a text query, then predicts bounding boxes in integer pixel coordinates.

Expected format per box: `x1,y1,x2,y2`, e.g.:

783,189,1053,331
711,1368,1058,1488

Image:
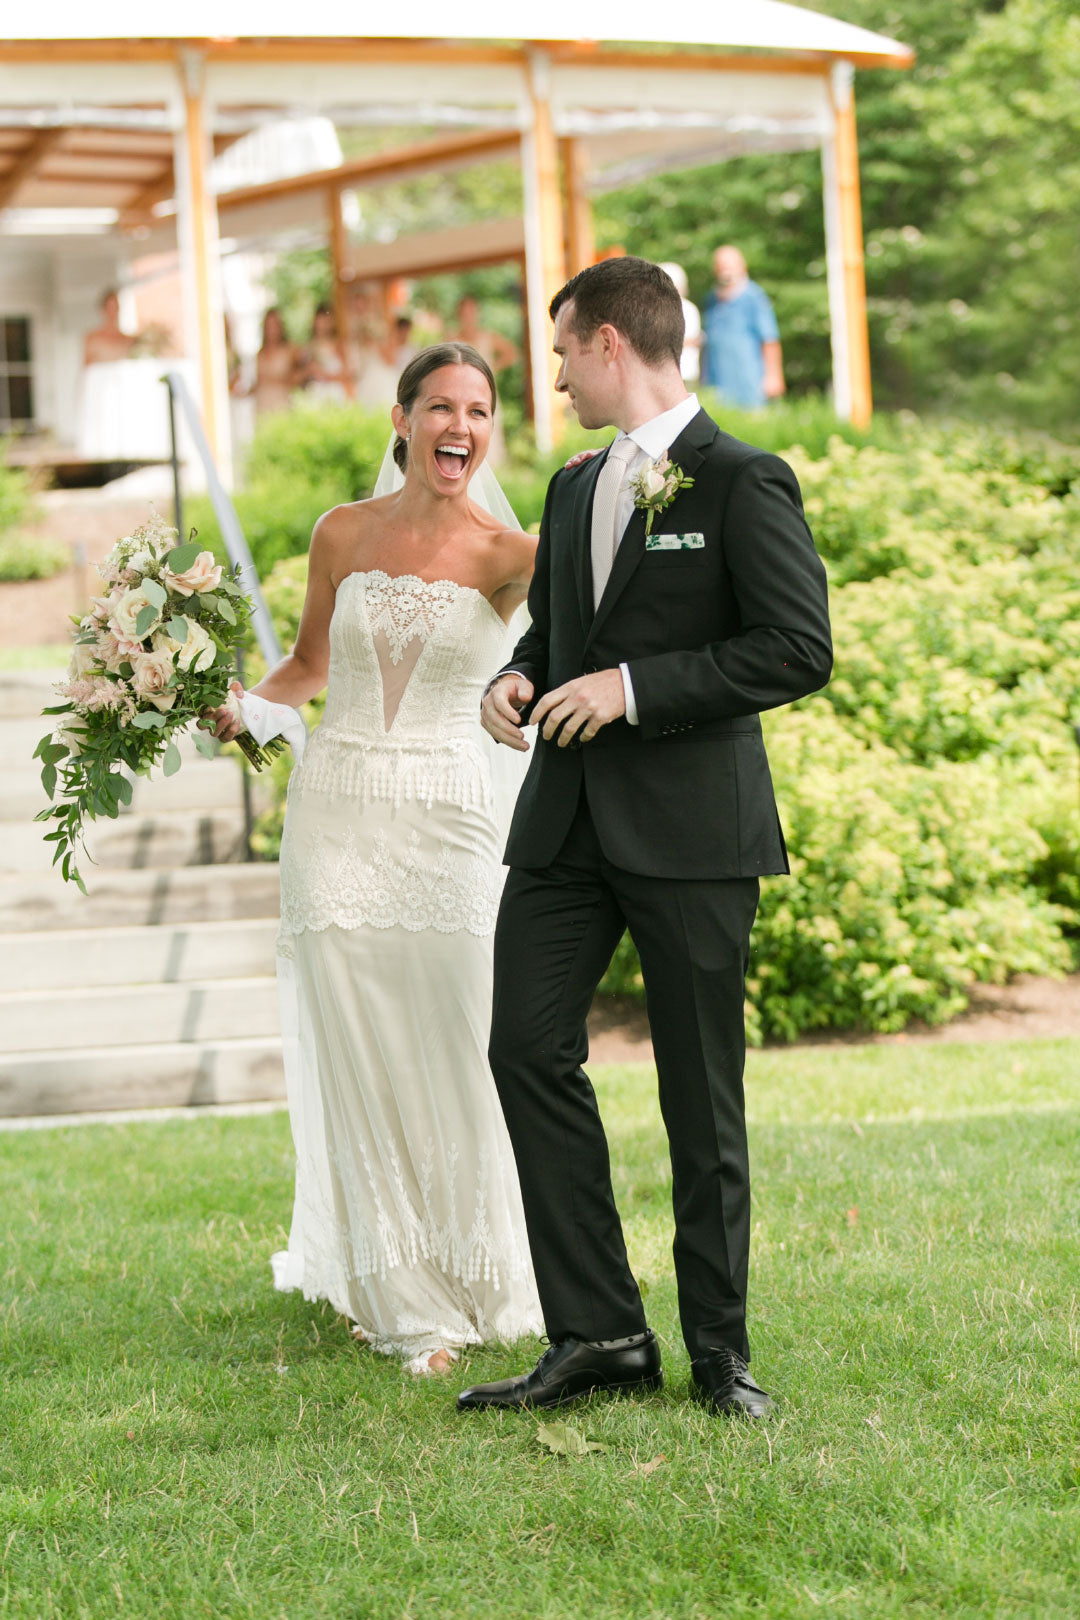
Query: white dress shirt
610,393,700,724
502,392,701,729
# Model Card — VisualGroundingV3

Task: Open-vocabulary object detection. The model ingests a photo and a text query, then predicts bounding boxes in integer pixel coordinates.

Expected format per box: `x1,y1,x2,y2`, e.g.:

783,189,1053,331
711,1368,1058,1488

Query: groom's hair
392,343,497,471
549,258,684,369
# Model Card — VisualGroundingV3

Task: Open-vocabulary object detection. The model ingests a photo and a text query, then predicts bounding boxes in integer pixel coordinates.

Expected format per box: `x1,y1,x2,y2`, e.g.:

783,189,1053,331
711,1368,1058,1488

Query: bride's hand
564,449,600,469
201,680,247,742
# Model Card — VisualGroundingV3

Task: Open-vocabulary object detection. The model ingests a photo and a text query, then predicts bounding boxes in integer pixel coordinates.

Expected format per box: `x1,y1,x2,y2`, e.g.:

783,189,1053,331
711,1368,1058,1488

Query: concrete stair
0,667,285,1117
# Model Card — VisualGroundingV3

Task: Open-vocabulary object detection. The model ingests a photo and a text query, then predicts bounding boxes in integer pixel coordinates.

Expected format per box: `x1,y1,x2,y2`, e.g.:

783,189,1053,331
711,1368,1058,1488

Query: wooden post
173,48,232,476
328,185,352,358
560,136,595,276
521,49,568,451
824,63,873,428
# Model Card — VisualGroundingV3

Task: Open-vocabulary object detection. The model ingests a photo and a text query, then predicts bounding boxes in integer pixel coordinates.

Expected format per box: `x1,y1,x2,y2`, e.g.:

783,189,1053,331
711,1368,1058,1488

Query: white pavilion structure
0,3,913,476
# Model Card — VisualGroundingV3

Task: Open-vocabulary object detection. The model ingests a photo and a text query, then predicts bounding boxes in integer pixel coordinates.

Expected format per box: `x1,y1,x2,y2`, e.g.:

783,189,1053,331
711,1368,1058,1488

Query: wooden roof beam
0,127,66,209
215,126,521,215
118,131,247,227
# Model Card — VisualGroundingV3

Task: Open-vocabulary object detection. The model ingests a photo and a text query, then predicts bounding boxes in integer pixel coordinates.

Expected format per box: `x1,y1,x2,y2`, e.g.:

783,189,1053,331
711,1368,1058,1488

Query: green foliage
189,403,393,577
0,453,35,535
243,413,1079,1038
0,529,68,581
593,0,1079,429
0,456,51,577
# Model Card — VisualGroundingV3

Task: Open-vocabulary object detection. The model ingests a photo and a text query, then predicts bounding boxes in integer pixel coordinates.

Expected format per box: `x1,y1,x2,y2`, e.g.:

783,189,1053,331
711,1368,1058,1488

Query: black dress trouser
489,790,759,1363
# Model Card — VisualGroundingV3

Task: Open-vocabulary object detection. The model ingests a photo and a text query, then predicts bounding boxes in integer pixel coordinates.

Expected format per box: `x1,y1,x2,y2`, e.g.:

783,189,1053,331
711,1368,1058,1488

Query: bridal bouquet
35,515,282,890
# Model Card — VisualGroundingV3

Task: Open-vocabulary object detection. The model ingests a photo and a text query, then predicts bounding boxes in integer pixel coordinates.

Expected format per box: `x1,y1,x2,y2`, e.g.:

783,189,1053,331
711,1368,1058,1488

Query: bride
211,344,542,1373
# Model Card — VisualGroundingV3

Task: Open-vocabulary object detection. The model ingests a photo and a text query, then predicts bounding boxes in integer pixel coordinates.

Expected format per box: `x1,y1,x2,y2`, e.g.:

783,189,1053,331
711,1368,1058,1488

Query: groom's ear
596,323,622,365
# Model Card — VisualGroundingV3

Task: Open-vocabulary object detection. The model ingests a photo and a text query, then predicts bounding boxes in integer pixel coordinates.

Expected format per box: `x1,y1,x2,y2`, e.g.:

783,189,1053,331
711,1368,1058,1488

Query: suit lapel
571,444,609,636
583,409,718,652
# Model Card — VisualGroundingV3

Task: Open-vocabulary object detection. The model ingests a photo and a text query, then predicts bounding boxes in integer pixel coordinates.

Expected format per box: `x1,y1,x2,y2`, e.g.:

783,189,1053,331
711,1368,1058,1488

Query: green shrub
240,414,1080,1040
0,530,69,582
0,455,35,537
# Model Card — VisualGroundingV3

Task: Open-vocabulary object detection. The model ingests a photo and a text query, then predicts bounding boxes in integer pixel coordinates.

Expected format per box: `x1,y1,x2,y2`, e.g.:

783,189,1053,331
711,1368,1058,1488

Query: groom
464,258,832,1419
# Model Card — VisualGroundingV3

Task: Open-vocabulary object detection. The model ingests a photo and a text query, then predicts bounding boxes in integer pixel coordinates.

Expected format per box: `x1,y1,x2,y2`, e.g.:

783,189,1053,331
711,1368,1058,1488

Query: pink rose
131,647,177,709
164,551,222,597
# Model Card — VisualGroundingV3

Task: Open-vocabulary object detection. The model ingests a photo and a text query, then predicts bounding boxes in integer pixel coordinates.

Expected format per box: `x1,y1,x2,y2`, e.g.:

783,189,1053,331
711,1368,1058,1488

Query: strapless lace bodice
293,570,510,811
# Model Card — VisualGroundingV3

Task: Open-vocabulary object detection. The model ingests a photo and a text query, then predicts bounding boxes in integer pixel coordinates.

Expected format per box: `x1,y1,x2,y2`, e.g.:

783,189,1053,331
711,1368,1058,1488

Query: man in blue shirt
702,246,785,409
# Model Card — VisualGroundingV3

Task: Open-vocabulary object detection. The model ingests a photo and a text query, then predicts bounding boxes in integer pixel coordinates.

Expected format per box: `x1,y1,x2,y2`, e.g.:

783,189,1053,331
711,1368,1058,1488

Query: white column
820,64,851,422
172,47,233,484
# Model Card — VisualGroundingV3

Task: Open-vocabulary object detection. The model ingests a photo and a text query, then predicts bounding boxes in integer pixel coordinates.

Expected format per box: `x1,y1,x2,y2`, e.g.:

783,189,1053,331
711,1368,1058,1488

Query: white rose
131,646,176,703
155,616,215,674
640,464,668,499
111,586,163,643
164,551,223,597
127,549,155,575
68,640,99,680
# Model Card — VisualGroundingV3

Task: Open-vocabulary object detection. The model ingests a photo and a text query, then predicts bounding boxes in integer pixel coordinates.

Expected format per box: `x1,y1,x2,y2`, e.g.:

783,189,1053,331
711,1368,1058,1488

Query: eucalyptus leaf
193,730,216,759
168,616,189,642
140,578,166,608
41,763,57,798
534,1422,610,1457
135,604,158,638
39,743,69,766
200,594,220,613
116,775,134,806
162,742,182,778
131,711,167,730
216,597,236,626
166,541,200,573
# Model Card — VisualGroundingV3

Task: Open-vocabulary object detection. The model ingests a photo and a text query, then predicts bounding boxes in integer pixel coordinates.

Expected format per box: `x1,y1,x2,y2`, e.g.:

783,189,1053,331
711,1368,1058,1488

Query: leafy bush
189,403,393,577
0,456,35,537
244,414,1080,1039
0,531,68,581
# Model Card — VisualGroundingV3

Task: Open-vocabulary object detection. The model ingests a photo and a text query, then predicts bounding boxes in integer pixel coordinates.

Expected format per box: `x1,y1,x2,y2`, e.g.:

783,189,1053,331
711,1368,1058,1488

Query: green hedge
0,457,56,580
242,410,1079,1041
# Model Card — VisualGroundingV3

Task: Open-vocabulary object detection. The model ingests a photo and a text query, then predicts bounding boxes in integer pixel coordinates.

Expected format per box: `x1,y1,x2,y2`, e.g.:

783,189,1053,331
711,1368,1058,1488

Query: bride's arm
206,510,345,739
489,530,538,624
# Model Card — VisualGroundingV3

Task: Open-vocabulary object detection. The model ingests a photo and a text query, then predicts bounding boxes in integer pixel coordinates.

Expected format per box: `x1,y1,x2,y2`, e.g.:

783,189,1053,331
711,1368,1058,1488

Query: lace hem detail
294,734,492,814
280,825,502,941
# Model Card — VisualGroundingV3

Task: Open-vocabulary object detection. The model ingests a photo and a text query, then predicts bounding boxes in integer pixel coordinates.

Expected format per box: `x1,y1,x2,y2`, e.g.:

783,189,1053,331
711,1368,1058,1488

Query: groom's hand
481,673,534,751
531,669,625,747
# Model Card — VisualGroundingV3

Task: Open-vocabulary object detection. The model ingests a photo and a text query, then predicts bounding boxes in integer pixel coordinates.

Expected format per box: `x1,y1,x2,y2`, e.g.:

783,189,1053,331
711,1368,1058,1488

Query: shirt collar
622,394,700,462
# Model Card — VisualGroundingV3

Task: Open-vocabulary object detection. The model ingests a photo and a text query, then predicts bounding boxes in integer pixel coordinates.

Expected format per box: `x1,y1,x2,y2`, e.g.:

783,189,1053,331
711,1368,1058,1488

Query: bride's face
395,365,494,494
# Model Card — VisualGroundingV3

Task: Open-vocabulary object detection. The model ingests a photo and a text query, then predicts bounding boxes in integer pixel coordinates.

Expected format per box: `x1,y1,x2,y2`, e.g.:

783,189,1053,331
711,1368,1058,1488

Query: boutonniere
630,455,694,535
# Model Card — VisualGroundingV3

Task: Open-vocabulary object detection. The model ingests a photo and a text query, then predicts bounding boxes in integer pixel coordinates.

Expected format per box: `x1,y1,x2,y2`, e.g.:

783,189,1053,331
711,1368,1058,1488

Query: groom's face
553,303,613,430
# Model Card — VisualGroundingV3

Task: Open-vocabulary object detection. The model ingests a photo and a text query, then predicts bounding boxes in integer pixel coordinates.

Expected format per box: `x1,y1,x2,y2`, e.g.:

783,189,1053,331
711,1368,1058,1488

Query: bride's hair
392,343,498,472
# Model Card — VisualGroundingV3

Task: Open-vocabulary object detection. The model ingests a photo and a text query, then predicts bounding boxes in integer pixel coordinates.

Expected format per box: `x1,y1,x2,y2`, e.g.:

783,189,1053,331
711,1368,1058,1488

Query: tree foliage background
267,0,1077,433
595,0,1079,429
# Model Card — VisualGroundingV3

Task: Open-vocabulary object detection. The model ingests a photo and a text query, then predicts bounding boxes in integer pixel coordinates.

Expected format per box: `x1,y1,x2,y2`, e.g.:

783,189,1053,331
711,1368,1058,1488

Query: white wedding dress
270,568,542,1363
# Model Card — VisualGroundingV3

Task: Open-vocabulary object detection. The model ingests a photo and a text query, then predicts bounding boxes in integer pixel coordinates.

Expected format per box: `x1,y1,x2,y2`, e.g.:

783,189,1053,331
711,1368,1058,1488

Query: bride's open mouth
434,443,470,480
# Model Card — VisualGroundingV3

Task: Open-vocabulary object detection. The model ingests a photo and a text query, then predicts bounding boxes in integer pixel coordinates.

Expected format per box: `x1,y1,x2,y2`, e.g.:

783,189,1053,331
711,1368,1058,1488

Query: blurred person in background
83,290,136,365
301,303,350,403
253,307,300,416
702,246,785,409
658,262,702,387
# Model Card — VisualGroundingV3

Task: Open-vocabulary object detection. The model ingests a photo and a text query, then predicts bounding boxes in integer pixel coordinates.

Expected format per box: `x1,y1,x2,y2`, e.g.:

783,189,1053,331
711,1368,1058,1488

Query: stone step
1,976,280,1053
0,862,280,932
3,807,248,873
3,754,248,821
0,670,66,720
0,917,279,992
0,1036,285,1118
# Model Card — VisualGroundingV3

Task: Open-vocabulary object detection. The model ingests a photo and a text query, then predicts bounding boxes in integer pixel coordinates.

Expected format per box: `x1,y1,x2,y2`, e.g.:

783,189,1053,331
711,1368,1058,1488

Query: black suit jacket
498,408,832,879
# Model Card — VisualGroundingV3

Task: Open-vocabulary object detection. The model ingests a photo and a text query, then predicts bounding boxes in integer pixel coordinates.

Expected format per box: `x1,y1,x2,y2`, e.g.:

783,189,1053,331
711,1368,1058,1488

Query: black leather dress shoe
456,1333,663,1411
690,1348,775,1419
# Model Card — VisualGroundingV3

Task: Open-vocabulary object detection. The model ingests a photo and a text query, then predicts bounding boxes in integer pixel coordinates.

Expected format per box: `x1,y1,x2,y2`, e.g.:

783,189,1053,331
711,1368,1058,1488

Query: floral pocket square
645,532,705,551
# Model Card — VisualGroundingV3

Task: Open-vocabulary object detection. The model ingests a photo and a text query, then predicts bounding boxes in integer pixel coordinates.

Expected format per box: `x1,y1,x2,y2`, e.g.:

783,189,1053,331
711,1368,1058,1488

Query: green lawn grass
2,1041,1079,1618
